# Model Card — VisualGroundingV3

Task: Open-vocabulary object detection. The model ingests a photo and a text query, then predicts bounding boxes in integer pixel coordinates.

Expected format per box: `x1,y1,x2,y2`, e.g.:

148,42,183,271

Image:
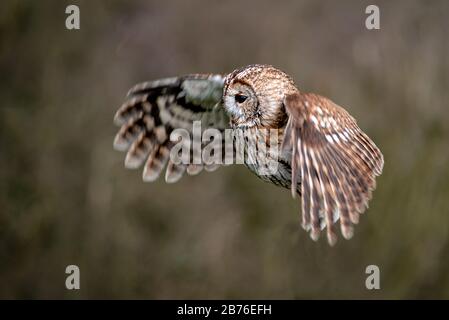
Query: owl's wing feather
114,74,229,183
282,92,384,245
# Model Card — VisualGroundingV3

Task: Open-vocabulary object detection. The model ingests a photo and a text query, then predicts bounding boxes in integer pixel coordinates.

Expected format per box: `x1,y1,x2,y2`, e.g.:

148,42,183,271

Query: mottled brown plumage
113,64,384,245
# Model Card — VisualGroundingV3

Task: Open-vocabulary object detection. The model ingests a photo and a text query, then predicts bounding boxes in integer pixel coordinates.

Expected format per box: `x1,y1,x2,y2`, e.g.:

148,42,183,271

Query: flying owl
113,64,384,245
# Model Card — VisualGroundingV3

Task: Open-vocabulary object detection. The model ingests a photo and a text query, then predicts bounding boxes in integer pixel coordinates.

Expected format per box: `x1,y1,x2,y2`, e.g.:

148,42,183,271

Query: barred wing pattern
282,93,384,245
113,74,229,183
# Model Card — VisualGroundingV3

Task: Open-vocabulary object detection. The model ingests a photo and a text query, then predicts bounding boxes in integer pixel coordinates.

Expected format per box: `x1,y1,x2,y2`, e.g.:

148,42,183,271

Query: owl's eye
235,94,248,104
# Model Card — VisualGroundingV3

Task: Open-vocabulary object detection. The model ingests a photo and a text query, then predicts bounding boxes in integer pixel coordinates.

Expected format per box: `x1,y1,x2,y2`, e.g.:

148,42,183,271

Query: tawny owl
113,64,384,245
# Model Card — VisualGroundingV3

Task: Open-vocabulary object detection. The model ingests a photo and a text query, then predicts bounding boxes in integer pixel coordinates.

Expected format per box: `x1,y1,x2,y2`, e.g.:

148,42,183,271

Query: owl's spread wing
282,92,384,245
113,74,229,183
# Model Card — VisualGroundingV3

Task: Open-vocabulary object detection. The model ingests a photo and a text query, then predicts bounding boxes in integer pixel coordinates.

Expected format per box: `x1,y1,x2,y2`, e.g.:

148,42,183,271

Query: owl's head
223,64,297,128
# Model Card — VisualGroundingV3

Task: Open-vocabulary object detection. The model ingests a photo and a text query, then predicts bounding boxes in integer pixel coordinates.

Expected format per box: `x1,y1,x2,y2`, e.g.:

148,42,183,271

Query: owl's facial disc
224,82,259,127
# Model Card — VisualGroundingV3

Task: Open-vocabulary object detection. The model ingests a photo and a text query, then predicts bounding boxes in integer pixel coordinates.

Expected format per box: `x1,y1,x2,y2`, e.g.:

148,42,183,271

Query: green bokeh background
1,0,448,299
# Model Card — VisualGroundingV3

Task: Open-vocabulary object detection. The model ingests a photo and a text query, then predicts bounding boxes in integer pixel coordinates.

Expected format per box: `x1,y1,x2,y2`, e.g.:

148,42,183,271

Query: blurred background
1,0,449,299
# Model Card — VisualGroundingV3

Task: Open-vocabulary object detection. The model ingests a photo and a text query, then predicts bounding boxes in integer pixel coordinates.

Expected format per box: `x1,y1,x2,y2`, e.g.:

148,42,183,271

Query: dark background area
1,0,448,299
